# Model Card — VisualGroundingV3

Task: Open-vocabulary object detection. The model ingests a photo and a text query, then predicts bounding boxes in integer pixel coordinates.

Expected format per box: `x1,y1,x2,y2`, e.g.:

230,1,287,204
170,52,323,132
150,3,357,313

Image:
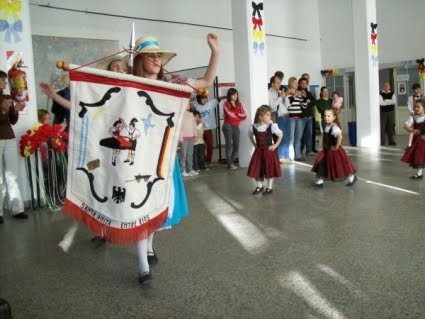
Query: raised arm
193,34,219,89
40,82,71,110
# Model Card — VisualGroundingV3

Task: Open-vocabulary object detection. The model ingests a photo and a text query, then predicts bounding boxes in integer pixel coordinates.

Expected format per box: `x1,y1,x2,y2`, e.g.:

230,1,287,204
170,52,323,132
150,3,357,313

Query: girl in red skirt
247,105,283,195
401,98,425,179
312,108,357,187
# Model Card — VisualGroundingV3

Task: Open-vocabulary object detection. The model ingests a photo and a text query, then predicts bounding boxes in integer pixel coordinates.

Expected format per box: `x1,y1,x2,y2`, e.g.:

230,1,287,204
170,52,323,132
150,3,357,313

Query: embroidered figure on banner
99,118,132,166
370,22,378,67
141,113,155,136
123,118,141,165
112,186,126,204
251,1,265,56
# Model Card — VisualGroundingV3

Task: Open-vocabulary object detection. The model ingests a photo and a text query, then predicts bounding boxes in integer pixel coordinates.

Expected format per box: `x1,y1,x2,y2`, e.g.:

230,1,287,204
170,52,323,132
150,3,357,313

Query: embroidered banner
63,66,192,244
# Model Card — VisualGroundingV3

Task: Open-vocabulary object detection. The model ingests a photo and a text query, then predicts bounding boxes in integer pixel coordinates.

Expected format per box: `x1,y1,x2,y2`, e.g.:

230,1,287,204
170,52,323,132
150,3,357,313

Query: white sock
255,179,263,188
348,174,354,183
316,178,324,184
136,239,150,275
417,168,423,176
147,233,154,255
267,178,274,189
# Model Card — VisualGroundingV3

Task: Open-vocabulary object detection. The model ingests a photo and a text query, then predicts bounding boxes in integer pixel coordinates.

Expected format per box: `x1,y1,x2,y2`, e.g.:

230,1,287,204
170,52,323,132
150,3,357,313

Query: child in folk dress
311,108,357,187
247,105,283,195
401,98,425,179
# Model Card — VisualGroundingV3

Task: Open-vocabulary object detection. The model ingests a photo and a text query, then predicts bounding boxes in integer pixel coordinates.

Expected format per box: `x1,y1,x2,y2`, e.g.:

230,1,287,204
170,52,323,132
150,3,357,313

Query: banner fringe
63,199,168,244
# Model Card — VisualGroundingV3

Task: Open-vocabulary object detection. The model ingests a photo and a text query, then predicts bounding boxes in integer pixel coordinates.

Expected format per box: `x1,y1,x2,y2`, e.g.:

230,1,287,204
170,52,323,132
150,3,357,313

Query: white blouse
249,123,283,136
324,124,342,137
405,115,425,126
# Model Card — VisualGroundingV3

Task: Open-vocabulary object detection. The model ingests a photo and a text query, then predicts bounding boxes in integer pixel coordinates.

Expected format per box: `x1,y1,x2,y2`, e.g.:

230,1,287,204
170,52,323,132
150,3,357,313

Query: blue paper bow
0,19,23,43
253,41,265,55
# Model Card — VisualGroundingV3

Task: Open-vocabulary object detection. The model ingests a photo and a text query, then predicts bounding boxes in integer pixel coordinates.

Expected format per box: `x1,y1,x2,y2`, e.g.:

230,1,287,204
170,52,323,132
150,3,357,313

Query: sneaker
228,164,238,170
188,170,199,176
389,141,397,146
0,216,4,224
182,171,189,177
295,157,306,162
306,152,315,156
279,158,293,164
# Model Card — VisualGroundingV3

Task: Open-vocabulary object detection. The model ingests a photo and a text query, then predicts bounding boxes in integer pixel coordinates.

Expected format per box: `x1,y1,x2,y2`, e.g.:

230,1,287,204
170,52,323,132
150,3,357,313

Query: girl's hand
413,129,421,135
268,144,278,151
330,146,339,151
207,33,219,52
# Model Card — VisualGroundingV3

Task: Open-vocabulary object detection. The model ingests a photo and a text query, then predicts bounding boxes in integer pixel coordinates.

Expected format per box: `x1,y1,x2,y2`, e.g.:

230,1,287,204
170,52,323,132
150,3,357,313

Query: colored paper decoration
370,22,378,66
252,1,265,56
0,0,22,43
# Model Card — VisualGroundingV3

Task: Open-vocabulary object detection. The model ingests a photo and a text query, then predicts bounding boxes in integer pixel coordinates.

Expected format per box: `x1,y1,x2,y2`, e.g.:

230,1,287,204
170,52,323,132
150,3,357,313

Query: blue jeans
277,116,290,159
289,117,308,159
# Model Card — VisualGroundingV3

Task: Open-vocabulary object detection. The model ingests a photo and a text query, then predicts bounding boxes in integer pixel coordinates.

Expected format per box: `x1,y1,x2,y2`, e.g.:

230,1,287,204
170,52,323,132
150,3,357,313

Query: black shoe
251,187,264,195
312,149,319,153
148,253,158,265
130,162,134,166
410,174,423,180
13,212,28,219
389,141,397,146
91,236,106,247
0,216,3,224
112,161,116,166
124,159,130,163
346,175,358,186
138,272,152,284
262,188,273,195
313,182,324,188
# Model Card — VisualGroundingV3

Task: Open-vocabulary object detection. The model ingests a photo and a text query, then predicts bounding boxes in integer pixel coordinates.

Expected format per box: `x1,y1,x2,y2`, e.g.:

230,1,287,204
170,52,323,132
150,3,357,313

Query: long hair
133,55,163,79
254,105,272,124
226,88,239,106
320,86,328,99
324,108,340,127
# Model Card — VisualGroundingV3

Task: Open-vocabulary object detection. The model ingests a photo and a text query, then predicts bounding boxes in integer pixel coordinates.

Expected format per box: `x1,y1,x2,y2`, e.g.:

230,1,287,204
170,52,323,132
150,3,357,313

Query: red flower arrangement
20,123,69,158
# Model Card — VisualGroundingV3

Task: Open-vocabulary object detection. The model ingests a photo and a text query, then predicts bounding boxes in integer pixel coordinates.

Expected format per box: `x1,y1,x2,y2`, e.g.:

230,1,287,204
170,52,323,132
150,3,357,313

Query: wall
29,0,323,85
319,0,425,68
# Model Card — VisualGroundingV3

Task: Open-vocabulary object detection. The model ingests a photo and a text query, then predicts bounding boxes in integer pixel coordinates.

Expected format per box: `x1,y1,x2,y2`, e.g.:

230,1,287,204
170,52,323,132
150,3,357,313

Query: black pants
380,110,395,145
193,144,206,171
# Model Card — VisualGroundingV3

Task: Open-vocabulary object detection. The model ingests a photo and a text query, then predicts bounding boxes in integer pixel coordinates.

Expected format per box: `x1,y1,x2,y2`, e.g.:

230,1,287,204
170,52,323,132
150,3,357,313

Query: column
352,0,380,148
231,0,268,167
0,0,39,203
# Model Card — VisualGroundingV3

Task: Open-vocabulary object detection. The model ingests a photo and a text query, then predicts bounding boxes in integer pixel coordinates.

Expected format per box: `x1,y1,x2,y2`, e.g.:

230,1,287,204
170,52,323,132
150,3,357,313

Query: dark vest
253,124,277,147
380,91,395,112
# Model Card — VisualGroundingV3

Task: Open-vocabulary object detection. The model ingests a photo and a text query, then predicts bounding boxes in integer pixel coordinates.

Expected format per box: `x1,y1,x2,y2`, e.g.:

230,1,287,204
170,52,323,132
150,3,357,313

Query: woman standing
222,88,247,169
0,70,27,224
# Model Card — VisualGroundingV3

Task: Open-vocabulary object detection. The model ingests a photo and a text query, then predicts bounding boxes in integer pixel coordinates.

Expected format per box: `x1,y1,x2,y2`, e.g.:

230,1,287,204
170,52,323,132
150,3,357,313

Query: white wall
30,0,323,85
320,0,425,68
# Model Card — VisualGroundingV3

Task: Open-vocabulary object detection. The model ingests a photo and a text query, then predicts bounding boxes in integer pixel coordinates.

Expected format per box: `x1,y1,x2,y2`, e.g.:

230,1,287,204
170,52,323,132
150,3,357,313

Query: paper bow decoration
416,58,425,65
0,19,22,43
252,17,263,31
252,1,263,18
253,41,265,55
370,22,378,33
320,69,333,77
252,29,264,42
0,0,22,20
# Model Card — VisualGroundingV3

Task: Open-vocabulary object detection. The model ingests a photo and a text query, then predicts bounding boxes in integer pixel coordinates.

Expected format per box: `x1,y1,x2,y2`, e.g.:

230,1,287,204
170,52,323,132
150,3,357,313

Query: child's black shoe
252,187,264,195
262,188,273,195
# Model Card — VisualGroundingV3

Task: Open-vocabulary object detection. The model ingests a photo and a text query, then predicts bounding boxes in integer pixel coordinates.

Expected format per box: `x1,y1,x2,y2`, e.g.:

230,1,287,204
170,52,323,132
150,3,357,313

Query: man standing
298,76,316,155
379,82,397,145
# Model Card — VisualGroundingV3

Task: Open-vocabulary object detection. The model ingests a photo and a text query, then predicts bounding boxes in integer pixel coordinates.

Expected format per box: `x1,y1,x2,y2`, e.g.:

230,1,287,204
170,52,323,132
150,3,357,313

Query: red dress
401,120,425,167
247,124,281,179
312,125,356,180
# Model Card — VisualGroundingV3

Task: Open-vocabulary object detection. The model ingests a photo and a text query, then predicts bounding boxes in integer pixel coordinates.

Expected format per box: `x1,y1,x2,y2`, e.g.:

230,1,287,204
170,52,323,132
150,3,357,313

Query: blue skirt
161,156,189,229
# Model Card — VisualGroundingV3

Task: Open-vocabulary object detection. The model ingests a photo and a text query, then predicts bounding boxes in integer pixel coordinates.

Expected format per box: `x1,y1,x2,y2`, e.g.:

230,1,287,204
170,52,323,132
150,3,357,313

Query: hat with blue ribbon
134,35,176,66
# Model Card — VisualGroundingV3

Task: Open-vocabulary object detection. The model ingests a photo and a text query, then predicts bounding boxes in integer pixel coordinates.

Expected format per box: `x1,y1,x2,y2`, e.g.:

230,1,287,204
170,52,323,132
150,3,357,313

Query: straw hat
133,35,177,66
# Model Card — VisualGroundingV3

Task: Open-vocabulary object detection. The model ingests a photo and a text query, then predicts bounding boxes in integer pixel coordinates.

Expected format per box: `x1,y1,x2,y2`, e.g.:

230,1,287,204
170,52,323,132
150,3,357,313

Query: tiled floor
1,141,424,318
